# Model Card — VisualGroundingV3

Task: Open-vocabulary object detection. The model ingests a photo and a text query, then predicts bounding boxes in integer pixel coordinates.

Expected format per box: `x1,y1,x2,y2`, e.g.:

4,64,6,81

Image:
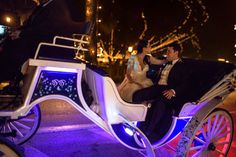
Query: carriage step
0,94,23,111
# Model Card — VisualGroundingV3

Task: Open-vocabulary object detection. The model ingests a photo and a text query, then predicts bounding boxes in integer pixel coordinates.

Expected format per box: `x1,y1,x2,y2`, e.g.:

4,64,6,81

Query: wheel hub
207,143,216,151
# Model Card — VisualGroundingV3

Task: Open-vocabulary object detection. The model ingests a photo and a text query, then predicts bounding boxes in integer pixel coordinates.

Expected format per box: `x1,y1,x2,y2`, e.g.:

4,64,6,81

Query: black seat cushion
184,58,235,102
172,58,235,115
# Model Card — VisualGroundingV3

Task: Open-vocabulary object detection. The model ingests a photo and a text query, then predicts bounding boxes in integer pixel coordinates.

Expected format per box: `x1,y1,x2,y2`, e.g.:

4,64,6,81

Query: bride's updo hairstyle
137,39,148,54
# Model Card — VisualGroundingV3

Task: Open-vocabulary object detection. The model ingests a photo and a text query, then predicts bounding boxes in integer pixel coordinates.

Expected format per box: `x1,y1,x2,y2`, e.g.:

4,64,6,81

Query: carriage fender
175,98,223,156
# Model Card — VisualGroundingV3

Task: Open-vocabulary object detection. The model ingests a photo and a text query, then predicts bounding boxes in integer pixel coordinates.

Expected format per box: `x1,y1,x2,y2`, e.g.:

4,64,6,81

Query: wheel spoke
19,118,35,122
200,127,207,141
214,124,227,138
2,125,6,133
215,141,230,145
210,114,219,137
214,131,230,141
213,116,224,135
190,145,205,151
10,122,24,138
0,106,40,145
207,118,212,139
202,149,210,157
207,151,216,157
194,136,206,144
186,110,233,157
8,122,16,142
13,121,31,130
208,153,216,157
215,148,225,155
7,123,12,133
192,149,202,157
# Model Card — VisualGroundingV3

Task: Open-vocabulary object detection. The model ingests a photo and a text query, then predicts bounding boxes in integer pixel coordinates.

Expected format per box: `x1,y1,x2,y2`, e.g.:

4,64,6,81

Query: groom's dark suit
132,59,190,136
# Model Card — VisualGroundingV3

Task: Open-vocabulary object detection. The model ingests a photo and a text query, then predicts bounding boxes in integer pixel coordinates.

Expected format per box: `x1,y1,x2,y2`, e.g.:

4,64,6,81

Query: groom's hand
162,89,176,99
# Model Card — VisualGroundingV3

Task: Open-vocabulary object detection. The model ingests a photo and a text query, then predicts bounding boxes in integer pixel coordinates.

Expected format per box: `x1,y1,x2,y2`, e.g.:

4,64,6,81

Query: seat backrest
172,58,235,116
183,58,235,102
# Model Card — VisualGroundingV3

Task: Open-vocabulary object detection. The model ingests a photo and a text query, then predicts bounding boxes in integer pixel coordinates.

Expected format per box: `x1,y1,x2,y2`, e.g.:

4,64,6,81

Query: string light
150,0,209,57
85,0,93,20
139,12,147,40
97,0,210,64
5,16,12,23
234,25,236,59
96,0,102,38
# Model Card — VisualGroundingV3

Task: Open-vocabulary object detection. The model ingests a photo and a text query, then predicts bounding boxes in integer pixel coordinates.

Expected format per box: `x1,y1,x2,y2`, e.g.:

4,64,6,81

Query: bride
118,40,162,102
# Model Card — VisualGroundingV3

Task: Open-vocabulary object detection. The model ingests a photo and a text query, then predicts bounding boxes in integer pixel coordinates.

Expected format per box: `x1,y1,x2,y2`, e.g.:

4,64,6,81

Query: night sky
99,0,236,62
0,0,235,61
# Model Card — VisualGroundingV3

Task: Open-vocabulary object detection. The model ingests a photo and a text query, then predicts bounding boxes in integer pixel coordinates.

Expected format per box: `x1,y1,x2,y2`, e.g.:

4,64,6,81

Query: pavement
19,100,175,157
21,124,174,157
17,92,236,157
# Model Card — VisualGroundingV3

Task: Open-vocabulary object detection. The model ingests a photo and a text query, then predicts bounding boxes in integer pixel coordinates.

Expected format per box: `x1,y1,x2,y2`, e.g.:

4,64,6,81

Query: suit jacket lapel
167,59,183,84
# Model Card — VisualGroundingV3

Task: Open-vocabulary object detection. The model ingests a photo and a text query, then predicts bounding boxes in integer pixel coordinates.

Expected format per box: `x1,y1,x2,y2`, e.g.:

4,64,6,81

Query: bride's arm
149,56,166,65
126,68,142,86
126,61,143,88
126,71,144,89
126,68,134,83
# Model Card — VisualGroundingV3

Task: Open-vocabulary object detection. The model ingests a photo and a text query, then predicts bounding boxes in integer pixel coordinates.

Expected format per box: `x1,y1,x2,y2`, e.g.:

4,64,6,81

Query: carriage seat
183,58,235,102
84,64,148,124
175,58,235,117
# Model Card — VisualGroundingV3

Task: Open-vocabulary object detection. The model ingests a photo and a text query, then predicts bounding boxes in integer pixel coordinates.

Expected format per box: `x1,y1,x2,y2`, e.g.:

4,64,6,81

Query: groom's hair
137,39,148,54
168,42,182,54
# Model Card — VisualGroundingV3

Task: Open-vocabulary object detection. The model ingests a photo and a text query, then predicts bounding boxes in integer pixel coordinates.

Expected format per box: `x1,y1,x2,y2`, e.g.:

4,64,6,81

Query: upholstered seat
183,58,235,102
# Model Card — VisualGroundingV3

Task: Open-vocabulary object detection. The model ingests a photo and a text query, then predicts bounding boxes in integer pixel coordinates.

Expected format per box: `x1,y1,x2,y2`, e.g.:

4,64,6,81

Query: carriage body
0,35,235,157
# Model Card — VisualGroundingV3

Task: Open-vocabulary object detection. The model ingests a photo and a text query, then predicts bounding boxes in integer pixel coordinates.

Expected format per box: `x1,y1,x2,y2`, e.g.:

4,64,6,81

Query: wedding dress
118,55,153,102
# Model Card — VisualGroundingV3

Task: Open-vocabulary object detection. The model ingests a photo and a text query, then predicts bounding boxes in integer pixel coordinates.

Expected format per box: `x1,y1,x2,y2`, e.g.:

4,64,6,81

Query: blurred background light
5,16,12,23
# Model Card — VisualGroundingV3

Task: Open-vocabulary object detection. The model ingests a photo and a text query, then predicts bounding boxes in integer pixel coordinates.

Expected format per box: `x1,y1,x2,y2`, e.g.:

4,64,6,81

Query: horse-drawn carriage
0,34,235,157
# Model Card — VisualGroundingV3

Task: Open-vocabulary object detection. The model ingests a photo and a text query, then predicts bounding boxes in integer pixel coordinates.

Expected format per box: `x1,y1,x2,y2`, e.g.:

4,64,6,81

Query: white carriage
0,35,235,157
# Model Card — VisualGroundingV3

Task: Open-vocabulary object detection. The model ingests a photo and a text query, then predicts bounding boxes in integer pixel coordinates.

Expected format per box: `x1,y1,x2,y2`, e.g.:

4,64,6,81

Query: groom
132,42,190,136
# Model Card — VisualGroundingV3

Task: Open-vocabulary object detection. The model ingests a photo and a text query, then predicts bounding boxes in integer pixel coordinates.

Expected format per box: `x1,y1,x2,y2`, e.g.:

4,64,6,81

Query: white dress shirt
158,59,179,85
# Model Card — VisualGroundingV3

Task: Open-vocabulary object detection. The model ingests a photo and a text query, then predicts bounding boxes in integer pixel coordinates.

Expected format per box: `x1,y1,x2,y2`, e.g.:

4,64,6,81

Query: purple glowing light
44,67,77,73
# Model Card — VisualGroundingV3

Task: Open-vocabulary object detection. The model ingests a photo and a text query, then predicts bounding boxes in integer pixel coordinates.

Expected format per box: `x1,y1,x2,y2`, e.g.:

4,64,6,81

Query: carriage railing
34,35,90,59
198,70,236,103
53,35,90,45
